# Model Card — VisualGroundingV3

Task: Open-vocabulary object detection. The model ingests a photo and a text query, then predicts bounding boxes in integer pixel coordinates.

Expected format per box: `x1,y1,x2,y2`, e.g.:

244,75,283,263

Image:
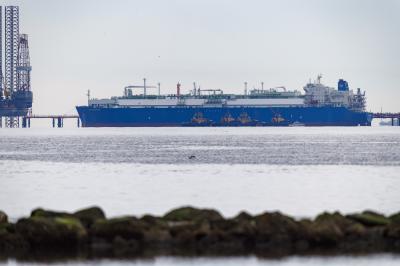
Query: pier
372,112,400,126
23,114,80,128
0,114,80,128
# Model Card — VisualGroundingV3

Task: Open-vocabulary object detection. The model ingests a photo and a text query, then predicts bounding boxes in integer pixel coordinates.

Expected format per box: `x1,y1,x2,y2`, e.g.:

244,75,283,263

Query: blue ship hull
76,106,372,127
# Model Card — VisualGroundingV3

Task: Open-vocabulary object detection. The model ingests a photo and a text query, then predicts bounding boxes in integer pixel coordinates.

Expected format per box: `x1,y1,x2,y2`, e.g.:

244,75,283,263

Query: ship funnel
338,79,349,91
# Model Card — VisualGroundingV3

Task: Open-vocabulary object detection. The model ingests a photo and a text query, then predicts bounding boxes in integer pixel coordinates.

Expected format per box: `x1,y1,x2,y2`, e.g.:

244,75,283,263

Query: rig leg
52,118,55,128
6,117,19,128
22,117,27,128
0,117,2,128
28,118,31,128
392,118,394,126
77,118,80,128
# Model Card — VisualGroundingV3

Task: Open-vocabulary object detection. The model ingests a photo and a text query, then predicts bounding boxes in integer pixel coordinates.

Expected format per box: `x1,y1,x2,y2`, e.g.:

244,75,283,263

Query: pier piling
57,117,63,128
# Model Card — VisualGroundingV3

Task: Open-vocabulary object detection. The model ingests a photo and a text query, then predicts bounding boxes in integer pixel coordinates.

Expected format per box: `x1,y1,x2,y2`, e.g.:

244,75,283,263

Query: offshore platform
0,6,32,128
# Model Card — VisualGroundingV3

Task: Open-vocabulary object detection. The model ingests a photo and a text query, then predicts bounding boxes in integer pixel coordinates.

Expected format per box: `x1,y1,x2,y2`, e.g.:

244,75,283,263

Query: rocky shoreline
1,207,399,259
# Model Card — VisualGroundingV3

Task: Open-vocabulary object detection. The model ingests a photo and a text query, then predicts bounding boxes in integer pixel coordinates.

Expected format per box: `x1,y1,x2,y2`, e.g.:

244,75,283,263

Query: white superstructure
89,96,304,108
88,75,366,111
303,75,366,111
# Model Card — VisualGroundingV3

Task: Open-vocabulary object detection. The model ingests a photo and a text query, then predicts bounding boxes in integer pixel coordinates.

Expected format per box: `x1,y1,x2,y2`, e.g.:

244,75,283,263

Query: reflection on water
2,254,400,266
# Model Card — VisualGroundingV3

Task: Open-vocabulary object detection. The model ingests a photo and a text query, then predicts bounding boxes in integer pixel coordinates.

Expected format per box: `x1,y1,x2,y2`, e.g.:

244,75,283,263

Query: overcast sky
3,0,400,113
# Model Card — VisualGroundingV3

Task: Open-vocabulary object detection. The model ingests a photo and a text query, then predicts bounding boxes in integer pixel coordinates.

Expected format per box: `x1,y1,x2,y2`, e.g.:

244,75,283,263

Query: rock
112,235,141,256
139,215,172,243
347,211,390,226
310,214,345,246
255,212,299,237
54,217,88,240
209,216,256,252
346,222,367,236
167,220,200,243
0,222,16,235
16,216,87,247
1,207,399,256
163,206,223,222
0,224,29,253
31,208,73,219
389,212,400,225
16,217,59,246
91,216,147,242
387,212,400,241
212,213,255,238
234,211,254,222
0,211,8,224
254,212,300,250
309,212,369,247
140,215,167,228
73,206,106,228
143,227,172,244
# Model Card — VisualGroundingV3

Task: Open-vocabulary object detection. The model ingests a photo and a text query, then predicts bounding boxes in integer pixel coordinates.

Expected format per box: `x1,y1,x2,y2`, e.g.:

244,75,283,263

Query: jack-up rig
0,6,32,128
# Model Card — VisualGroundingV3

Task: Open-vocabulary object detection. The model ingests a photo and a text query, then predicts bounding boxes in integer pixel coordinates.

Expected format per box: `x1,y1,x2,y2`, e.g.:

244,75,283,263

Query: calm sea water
0,126,399,265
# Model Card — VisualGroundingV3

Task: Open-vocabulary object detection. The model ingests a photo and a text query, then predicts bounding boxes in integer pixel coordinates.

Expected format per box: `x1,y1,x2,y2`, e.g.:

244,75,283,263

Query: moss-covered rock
315,212,345,224
0,225,28,253
254,211,300,249
30,208,73,219
112,235,141,256
167,221,204,245
310,215,344,246
0,211,8,224
255,212,299,236
1,207,399,257
91,216,147,241
0,222,15,235
141,215,169,230
73,206,106,228
389,212,400,225
347,211,390,227
309,212,368,246
234,211,254,222
140,215,171,243
163,206,223,222
386,212,400,240
16,216,87,247
54,217,87,239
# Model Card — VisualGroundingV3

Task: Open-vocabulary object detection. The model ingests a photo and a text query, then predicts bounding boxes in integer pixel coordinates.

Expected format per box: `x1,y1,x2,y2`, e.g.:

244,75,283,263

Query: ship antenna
244,82,248,96
158,82,160,96
317,74,322,84
86,89,90,105
143,78,147,97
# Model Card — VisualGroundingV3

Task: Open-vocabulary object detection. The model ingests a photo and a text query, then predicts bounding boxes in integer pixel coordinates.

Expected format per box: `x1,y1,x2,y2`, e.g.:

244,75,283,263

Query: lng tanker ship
76,76,372,127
